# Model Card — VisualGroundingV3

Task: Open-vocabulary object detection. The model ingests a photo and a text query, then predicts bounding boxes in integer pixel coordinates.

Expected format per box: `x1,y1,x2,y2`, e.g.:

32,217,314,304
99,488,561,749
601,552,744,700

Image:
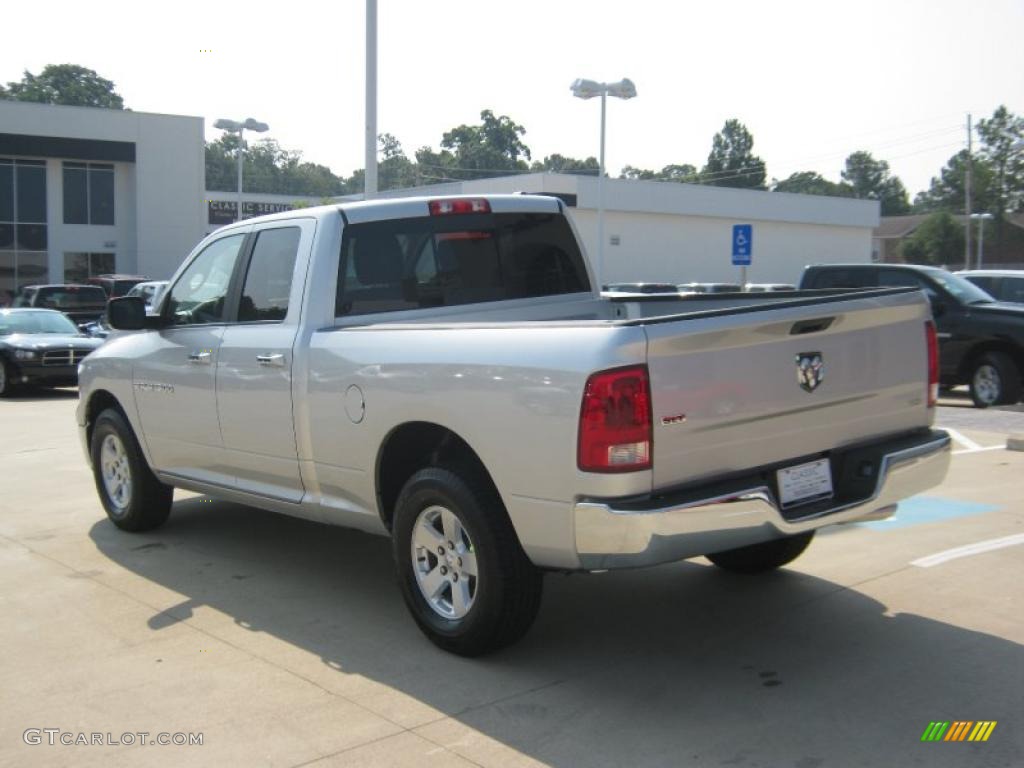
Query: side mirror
107,296,147,330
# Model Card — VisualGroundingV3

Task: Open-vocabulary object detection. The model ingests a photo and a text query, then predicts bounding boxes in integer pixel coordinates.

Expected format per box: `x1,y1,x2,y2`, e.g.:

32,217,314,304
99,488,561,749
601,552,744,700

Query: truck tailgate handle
790,317,834,335
256,353,286,368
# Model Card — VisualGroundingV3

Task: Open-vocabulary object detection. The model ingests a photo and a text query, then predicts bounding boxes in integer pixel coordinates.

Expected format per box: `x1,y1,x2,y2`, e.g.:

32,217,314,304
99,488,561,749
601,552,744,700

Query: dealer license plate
777,458,833,507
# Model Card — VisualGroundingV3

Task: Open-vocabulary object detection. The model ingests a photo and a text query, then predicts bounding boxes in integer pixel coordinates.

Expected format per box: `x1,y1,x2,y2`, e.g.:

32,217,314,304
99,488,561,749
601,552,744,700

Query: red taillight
926,320,939,408
578,365,652,472
428,198,491,216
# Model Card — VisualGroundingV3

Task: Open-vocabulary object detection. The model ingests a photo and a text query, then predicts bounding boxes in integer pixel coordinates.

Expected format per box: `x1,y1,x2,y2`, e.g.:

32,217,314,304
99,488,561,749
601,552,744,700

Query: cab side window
807,269,875,289
166,234,246,325
238,227,301,322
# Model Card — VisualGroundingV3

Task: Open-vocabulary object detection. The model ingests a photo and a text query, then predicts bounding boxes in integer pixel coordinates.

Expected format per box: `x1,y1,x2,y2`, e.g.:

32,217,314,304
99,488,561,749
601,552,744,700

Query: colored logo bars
921,721,997,742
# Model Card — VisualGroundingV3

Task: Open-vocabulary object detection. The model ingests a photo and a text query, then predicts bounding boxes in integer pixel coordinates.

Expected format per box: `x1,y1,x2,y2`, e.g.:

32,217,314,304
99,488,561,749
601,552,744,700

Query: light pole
570,78,636,288
969,213,994,269
214,117,269,222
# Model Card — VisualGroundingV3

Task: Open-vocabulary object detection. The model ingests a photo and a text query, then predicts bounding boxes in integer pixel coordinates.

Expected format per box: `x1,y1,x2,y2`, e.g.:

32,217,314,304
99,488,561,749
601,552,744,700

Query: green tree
977,105,1024,217
1,64,125,109
701,119,766,189
531,154,599,175
773,171,853,197
620,163,699,182
433,109,532,180
204,135,346,197
377,133,420,191
914,149,996,214
841,151,910,215
900,212,965,266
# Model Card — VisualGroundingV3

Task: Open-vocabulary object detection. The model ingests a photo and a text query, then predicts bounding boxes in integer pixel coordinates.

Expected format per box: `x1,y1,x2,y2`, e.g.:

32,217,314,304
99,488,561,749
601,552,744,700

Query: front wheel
90,408,173,531
969,352,1021,408
0,359,15,397
706,531,815,574
392,465,543,656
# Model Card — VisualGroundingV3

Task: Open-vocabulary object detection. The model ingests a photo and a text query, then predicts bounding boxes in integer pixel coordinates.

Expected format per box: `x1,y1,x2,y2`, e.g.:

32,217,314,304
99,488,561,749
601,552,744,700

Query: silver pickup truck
78,195,951,655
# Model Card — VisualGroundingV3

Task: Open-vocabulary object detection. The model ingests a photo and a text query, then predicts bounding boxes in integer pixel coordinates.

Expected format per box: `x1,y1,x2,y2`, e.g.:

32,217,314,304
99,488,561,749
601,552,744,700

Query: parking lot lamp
570,78,636,287
214,118,270,222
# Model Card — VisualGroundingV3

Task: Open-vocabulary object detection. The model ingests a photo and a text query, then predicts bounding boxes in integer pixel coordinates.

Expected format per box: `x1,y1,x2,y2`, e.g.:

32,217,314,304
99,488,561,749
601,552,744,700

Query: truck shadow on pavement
90,497,1022,767
3,386,79,402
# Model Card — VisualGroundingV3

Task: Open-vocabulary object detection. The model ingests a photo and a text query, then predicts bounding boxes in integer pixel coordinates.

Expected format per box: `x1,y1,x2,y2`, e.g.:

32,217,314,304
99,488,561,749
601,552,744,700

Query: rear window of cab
336,211,590,317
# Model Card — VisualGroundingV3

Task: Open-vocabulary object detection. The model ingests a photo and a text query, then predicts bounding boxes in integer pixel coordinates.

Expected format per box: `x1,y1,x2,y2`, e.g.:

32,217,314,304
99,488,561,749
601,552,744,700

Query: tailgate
644,289,934,490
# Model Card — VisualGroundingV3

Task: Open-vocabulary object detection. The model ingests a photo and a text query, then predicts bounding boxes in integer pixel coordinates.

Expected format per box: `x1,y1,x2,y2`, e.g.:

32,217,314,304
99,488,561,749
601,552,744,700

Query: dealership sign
208,200,297,225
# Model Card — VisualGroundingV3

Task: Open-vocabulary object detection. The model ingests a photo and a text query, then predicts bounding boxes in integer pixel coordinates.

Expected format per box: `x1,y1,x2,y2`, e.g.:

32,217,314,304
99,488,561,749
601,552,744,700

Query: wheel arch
84,389,129,448
375,421,501,532
958,340,1024,381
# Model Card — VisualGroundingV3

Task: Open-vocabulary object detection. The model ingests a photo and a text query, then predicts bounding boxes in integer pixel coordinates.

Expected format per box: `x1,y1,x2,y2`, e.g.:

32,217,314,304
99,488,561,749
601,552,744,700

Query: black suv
800,263,1024,407
13,284,109,327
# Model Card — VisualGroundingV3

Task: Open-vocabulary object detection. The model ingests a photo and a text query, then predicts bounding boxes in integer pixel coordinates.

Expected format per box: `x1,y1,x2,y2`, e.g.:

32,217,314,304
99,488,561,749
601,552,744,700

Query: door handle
256,353,286,368
187,350,212,364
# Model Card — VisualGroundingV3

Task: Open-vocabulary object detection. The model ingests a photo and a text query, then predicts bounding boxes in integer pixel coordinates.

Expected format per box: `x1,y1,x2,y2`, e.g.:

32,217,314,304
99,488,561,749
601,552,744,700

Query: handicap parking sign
732,224,752,266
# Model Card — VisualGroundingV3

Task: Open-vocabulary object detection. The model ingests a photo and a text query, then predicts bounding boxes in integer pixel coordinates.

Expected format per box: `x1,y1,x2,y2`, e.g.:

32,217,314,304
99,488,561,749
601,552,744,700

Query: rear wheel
706,531,815,574
969,351,1021,408
392,465,543,656
90,408,173,531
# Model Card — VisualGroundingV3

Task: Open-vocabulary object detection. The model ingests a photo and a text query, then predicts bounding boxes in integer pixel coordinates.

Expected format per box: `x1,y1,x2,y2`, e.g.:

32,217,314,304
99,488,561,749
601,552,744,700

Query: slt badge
796,352,824,393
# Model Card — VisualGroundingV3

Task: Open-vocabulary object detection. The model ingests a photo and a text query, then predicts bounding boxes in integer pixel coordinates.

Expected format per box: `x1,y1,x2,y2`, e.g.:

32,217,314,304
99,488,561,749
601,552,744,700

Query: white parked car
125,281,169,313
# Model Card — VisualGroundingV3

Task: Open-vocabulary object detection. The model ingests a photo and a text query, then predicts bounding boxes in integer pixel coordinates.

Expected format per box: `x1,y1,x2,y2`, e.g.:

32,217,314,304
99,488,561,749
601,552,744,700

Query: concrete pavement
1,390,1021,767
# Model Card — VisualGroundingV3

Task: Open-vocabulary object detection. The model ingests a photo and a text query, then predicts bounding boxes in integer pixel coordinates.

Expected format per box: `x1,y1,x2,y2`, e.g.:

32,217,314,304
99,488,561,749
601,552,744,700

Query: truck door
133,231,249,485
216,221,313,502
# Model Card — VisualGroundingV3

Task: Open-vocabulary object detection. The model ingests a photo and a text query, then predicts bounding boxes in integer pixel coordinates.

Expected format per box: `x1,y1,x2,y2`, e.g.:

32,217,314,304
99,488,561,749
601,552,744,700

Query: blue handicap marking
732,224,752,266
858,495,998,530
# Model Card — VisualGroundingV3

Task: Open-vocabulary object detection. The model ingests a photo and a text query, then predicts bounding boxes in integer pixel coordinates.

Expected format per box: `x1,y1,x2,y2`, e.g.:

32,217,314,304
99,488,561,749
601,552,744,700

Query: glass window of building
62,162,114,225
63,253,115,284
0,158,48,308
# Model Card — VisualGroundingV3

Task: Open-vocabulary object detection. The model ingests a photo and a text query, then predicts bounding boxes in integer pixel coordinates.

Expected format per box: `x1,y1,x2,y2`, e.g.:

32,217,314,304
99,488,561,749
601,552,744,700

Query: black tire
0,358,14,397
392,465,543,656
90,408,173,532
969,351,1021,408
706,531,815,574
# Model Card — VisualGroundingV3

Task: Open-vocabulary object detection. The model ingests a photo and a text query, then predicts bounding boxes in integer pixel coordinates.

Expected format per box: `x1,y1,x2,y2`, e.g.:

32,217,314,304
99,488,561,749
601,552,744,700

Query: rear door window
876,269,941,301
238,226,301,322
806,268,876,289
336,211,590,317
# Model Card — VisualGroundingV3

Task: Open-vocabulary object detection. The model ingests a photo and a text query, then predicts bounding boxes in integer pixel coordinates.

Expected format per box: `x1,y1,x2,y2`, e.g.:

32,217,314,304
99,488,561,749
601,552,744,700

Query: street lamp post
969,213,994,269
214,117,270,222
570,78,636,288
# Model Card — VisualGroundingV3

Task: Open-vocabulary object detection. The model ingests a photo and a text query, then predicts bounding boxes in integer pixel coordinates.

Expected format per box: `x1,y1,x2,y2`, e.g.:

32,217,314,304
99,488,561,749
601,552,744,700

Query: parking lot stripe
952,445,1004,455
942,428,982,451
910,533,1024,568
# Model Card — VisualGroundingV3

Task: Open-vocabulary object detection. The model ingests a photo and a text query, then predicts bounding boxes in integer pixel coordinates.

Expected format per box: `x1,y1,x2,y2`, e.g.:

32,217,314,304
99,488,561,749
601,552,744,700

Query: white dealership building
1,99,878,304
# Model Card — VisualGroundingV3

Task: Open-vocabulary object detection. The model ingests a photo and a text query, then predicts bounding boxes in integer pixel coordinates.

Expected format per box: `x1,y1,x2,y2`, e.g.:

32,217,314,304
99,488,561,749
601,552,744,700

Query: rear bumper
573,429,951,570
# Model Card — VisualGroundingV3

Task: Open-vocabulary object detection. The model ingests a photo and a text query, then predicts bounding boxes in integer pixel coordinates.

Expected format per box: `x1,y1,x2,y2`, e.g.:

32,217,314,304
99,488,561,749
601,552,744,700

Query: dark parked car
12,284,109,326
0,309,103,396
799,263,1024,407
958,270,1024,304
86,274,149,298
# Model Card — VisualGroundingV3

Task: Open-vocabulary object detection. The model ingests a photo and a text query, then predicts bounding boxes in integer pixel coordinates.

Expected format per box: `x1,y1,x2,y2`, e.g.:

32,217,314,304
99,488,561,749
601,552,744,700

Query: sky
3,0,1023,198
